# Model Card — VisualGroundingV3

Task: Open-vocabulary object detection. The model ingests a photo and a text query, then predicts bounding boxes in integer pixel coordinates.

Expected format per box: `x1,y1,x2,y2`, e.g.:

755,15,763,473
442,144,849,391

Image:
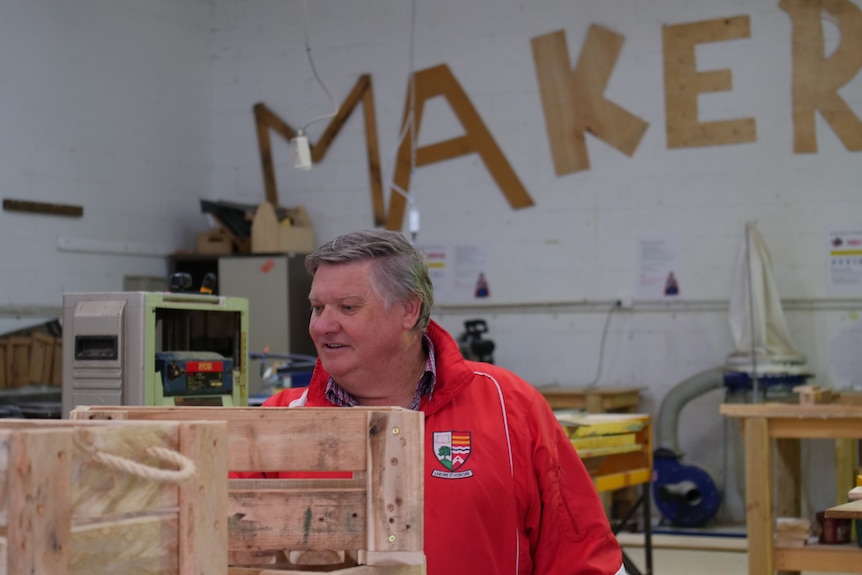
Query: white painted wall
209,0,862,523
0,0,215,334
0,0,859,525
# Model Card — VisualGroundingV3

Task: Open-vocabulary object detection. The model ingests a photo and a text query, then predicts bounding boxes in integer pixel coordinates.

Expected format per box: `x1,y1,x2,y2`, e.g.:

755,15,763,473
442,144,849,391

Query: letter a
386,64,533,231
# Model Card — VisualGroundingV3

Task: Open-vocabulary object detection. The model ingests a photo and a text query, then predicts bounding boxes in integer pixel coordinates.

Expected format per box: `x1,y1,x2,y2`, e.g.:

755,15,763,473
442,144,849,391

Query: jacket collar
306,319,474,414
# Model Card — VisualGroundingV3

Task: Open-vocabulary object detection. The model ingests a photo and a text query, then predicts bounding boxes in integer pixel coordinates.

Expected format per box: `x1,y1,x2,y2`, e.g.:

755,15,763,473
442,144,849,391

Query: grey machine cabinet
218,254,315,397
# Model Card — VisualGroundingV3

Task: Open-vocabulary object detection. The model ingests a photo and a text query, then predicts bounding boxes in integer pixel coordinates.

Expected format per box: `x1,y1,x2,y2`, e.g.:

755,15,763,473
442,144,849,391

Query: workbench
539,386,642,413
720,403,862,574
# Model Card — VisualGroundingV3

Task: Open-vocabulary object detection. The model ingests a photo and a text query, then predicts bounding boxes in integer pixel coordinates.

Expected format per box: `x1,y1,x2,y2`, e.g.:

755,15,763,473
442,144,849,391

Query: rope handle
87,443,197,484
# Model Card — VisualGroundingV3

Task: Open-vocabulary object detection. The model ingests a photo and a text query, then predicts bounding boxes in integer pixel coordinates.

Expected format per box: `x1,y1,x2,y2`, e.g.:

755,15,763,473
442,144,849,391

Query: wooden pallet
72,406,426,575
555,412,652,492
0,418,228,575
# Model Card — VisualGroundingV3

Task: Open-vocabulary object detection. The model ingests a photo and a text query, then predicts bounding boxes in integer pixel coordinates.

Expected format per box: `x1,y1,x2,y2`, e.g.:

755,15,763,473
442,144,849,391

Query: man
262,229,626,575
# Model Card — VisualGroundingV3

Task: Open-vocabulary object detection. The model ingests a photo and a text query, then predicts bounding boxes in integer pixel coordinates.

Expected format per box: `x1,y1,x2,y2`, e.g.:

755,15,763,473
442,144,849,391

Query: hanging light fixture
291,0,339,171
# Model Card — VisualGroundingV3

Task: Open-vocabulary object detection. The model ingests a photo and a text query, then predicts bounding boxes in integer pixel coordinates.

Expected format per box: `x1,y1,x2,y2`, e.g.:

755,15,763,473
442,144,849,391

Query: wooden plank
229,564,425,575
836,439,857,507
824,498,862,519
254,104,281,207
69,515,178,575
365,409,424,554
70,423,181,519
229,488,366,552
8,337,30,388
539,387,642,412
780,0,862,153
0,340,7,388
557,413,647,438
592,468,651,492
29,332,54,385
770,418,862,439
576,443,641,459
361,77,385,227
774,438,801,523
662,16,756,148
2,198,83,217
744,418,772,575
73,407,372,472
179,420,229,575
311,75,371,162
51,337,63,386
252,74,384,221
721,403,862,419
575,447,649,478
774,545,862,572
385,64,533,231
531,29,588,174
571,433,637,451
7,429,73,575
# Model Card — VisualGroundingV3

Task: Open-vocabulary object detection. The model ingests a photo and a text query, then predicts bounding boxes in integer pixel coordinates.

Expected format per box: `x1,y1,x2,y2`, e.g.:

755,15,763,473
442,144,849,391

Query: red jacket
262,320,624,575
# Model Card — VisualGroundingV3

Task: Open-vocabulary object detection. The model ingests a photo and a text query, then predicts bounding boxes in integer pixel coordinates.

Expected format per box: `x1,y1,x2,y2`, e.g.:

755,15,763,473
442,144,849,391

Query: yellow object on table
555,412,652,493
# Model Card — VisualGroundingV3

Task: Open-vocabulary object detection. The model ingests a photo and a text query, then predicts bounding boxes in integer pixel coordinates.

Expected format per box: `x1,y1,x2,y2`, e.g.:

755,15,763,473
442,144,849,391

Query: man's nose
311,308,338,334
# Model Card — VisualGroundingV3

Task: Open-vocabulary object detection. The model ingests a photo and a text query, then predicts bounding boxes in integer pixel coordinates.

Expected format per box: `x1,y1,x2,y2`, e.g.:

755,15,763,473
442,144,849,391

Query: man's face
308,260,417,391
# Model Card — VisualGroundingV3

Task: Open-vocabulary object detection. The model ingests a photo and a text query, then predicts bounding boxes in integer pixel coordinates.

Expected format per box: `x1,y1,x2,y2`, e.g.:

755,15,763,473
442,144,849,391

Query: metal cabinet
218,254,315,396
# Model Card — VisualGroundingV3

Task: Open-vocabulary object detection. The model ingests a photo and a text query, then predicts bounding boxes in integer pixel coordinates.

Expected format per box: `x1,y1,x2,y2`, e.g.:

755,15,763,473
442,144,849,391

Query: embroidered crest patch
431,431,474,479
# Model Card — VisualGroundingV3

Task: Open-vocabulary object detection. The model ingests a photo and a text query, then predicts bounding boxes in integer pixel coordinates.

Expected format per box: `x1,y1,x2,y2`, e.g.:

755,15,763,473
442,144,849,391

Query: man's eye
342,305,355,313
310,305,323,314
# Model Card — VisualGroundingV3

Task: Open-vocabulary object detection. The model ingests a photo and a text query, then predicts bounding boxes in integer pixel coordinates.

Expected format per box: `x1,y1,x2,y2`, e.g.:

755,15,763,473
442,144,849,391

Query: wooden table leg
775,438,800,575
745,417,773,575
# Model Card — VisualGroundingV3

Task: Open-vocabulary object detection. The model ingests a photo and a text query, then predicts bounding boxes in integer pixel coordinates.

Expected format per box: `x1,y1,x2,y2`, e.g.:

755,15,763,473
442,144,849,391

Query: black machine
457,319,495,364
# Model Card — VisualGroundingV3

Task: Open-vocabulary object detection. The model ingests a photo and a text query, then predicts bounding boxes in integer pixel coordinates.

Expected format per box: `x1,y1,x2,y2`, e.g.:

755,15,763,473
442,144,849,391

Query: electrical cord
382,0,420,243
297,0,339,136
584,302,619,388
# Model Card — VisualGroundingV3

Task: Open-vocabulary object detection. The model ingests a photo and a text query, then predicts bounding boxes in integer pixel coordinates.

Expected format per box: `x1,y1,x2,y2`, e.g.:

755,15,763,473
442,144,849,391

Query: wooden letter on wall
385,64,534,231
253,74,386,226
531,26,649,176
780,0,862,153
663,16,756,148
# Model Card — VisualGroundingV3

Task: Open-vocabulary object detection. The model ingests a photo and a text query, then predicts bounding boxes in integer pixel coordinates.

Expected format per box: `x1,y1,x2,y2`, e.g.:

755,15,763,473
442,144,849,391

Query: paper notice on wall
828,229,862,294
419,244,450,302
420,244,491,303
637,237,681,300
453,245,491,301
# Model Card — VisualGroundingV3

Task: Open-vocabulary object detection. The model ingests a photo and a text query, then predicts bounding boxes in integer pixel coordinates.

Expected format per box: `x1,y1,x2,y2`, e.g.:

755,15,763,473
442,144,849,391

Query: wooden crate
71,406,426,575
0,418,228,575
0,340,7,388
28,333,56,386
6,337,29,388
51,337,63,386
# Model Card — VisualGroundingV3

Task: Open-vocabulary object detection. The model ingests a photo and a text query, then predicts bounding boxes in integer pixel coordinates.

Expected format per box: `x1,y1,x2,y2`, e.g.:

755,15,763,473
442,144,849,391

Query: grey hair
305,230,434,331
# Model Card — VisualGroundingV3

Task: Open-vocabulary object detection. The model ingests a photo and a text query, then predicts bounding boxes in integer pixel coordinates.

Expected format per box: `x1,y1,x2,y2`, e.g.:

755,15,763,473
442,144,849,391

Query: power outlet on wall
616,294,633,309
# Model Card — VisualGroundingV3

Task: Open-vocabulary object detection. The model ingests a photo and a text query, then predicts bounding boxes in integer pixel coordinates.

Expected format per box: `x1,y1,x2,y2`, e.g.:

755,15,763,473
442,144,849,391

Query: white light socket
291,135,312,170
408,203,420,235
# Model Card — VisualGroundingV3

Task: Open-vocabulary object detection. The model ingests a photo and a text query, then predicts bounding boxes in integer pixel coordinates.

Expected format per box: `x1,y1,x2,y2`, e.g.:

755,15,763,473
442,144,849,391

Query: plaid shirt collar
324,334,437,410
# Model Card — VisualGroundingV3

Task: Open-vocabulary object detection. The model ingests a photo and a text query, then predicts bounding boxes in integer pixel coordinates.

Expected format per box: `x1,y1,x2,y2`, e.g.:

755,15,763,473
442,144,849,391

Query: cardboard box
0,418,228,575
251,201,316,254
197,227,234,255
72,406,426,574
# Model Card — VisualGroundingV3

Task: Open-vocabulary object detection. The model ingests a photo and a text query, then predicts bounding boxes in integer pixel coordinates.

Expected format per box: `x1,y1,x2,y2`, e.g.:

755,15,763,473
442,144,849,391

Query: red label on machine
186,361,223,373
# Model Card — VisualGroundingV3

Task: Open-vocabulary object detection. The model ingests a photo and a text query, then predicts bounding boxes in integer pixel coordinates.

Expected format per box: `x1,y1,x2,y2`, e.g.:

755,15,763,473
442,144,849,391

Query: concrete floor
618,533,858,575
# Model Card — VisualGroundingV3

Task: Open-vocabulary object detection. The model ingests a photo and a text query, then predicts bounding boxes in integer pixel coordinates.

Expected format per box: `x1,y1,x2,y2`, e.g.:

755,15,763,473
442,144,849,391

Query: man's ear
400,296,422,329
